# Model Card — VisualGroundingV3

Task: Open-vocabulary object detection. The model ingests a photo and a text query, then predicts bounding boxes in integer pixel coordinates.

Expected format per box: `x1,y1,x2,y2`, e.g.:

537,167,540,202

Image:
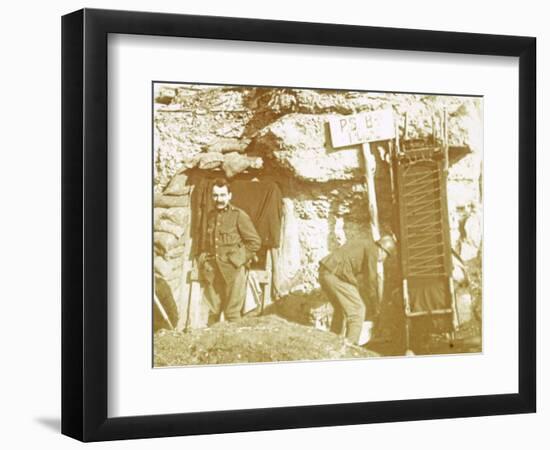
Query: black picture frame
61,8,536,442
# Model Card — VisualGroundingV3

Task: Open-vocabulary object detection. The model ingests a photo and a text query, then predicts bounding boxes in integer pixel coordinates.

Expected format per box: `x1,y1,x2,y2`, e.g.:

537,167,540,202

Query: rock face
155,86,482,188
153,84,483,333
254,113,363,182
153,85,254,189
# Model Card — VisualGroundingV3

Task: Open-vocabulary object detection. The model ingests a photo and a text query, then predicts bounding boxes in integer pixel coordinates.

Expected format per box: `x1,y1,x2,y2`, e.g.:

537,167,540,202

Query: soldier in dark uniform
199,179,261,325
318,234,396,344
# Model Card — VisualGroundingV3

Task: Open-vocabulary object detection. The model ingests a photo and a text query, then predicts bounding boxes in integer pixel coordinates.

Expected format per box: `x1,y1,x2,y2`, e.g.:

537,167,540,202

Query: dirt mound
154,314,378,367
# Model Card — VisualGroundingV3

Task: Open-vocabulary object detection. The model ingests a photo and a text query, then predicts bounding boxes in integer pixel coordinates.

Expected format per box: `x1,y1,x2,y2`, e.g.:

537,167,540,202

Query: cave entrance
154,164,287,331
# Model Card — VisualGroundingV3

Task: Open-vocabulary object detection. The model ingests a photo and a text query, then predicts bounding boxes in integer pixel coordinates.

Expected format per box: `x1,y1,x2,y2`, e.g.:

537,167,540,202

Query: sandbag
163,173,190,196
154,256,182,280
197,152,224,170
154,207,188,228
164,245,186,259
222,152,251,178
223,152,264,178
163,207,188,225
155,219,185,238
154,194,189,208
154,256,172,278
207,137,250,154
154,231,178,255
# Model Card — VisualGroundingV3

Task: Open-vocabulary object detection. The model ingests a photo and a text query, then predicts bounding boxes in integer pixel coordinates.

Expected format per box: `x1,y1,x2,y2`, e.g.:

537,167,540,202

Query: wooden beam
361,143,381,241
361,143,385,305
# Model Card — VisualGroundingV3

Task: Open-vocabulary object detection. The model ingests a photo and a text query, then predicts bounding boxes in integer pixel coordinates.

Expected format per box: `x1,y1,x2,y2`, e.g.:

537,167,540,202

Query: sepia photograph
152,82,483,367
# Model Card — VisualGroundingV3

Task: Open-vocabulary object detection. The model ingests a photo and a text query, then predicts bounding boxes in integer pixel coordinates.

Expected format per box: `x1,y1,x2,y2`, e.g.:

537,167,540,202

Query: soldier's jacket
319,237,378,302
200,204,261,283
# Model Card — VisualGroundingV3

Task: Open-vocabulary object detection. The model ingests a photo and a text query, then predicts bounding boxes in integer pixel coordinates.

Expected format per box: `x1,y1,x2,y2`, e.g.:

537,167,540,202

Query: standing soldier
199,179,261,325
318,235,396,345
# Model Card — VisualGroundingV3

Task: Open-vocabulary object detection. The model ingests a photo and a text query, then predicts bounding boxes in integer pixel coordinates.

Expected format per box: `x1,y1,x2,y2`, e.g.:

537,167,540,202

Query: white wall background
0,1,545,448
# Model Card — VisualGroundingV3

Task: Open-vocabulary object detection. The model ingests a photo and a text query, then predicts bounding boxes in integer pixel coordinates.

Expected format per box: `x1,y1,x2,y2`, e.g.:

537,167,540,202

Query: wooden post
448,276,460,330
442,107,459,330
388,140,396,205
361,143,384,304
175,213,194,330
439,107,459,332
402,279,414,355
361,143,381,242
185,263,206,329
443,107,449,171
395,120,402,155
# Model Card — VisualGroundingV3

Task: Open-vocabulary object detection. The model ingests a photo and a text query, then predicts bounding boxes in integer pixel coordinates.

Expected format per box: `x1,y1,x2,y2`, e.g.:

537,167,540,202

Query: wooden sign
328,108,395,148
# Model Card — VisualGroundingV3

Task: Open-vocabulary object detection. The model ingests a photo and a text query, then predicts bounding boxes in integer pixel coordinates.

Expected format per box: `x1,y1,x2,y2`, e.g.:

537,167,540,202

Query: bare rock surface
254,113,363,182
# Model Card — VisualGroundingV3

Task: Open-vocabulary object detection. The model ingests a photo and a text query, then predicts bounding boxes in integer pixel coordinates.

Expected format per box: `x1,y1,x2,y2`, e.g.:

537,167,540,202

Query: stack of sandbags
153,172,194,329
174,138,263,178
189,150,263,178
153,206,188,259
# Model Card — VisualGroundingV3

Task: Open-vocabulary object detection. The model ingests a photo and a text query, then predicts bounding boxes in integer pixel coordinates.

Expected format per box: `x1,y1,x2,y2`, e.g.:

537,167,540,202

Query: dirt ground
154,314,379,367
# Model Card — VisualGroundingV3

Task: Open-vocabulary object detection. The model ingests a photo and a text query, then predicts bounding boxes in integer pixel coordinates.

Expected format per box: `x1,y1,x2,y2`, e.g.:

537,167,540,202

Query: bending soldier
318,235,396,345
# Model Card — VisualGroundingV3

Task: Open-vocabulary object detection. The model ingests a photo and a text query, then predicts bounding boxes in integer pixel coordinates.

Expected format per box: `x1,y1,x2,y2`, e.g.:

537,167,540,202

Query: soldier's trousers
203,262,248,325
319,267,365,345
